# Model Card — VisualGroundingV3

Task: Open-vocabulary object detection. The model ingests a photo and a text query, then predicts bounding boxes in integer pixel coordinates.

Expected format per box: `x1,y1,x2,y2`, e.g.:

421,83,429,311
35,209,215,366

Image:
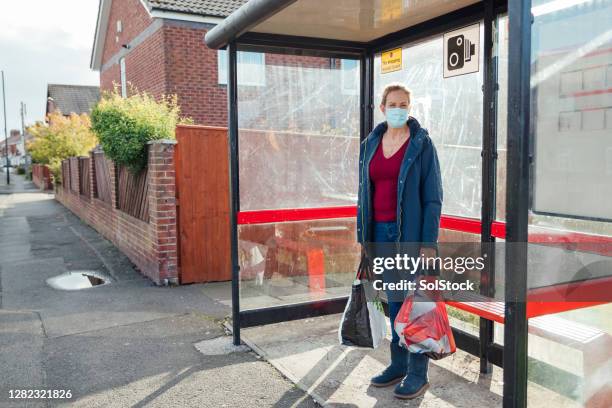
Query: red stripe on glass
440,215,482,234
491,221,506,238
236,207,611,249
237,206,357,224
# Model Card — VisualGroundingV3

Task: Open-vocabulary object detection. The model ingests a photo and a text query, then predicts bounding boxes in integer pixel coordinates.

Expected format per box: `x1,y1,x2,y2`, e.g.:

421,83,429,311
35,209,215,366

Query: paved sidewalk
238,315,579,408
0,170,38,194
0,190,316,407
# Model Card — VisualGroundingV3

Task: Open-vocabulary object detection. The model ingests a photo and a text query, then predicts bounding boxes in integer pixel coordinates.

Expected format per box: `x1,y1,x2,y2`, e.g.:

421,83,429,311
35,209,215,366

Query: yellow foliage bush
27,112,98,183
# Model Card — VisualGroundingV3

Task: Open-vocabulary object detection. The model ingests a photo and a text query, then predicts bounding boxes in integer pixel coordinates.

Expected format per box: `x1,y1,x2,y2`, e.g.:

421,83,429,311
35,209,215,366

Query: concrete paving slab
194,336,251,355
0,243,32,265
200,281,286,310
43,314,224,399
2,259,229,337
30,283,231,339
0,172,38,195
240,314,580,407
1,257,68,295
0,216,30,233
0,310,46,408
199,282,232,305
1,193,57,218
43,313,316,408
202,280,351,312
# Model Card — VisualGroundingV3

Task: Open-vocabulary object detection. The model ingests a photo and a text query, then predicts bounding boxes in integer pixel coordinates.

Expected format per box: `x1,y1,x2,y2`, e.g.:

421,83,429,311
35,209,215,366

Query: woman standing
356,83,443,399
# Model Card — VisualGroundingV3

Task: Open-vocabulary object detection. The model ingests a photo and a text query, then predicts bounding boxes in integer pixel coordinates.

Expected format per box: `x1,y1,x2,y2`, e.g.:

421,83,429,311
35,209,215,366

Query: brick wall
125,28,168,97
98,2,335,127
100,62,121,93
163,23,227,127
100,20,226,126
55,142,178,285
147,140,179,281
101,0,152,64
100,26,167,97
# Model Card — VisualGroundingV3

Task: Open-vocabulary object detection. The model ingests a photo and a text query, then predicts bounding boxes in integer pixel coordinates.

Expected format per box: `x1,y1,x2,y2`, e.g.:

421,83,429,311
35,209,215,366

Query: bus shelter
204,1,612,406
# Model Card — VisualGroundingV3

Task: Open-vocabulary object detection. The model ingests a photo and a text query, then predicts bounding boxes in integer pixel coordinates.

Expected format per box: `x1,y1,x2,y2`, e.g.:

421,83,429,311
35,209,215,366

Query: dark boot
370,343,408,387
394,352,429,399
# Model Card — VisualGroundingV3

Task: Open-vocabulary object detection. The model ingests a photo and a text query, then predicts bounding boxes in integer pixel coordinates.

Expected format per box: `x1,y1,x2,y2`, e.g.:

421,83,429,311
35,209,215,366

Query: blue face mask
385,108,408,128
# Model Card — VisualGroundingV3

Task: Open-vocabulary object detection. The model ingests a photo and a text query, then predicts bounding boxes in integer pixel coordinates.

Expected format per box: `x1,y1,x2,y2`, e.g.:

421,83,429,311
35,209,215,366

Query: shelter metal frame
221,1,530,406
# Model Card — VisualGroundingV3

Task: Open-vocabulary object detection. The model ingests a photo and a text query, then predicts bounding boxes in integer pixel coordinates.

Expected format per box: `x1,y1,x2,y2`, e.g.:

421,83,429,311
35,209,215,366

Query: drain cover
47,271,111,290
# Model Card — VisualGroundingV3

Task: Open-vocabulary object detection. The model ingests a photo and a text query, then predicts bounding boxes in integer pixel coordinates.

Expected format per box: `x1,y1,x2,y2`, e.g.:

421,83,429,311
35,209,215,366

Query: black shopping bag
338,253,386,348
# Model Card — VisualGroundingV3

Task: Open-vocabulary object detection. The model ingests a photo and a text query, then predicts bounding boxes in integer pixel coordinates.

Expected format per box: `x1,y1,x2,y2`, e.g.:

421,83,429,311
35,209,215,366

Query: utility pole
1,70,9,185
20,102,28,173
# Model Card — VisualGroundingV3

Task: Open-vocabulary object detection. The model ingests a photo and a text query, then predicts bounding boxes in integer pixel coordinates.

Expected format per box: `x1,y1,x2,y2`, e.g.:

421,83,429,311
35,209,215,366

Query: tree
27,111,98,182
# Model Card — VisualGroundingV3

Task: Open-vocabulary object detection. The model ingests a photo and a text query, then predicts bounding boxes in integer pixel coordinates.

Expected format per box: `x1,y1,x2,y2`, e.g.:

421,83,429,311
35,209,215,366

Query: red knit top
369,138,410,222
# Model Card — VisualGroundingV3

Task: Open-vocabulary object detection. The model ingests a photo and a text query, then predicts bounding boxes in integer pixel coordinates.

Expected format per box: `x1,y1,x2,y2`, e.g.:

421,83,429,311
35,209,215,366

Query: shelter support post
360,51,374,141
227,41,241,346
479,0,499,375
504,0,532,406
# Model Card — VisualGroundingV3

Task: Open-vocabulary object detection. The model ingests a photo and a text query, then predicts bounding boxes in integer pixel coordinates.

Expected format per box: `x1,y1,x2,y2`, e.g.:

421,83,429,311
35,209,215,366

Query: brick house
1,130,32,166
90,0,357,128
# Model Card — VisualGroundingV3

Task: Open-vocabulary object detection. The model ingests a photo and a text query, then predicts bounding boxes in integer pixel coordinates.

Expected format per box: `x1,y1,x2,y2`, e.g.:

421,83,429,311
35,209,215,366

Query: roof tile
147,0,247,18
47,84,100,116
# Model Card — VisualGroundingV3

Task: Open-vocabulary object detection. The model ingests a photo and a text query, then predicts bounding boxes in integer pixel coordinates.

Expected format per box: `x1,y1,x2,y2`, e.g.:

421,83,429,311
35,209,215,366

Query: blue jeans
373,222,404,344
373,222,430,389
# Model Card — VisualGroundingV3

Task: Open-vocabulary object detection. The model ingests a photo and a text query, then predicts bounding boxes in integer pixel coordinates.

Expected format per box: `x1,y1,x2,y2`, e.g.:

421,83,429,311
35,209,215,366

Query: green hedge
91,91,183,173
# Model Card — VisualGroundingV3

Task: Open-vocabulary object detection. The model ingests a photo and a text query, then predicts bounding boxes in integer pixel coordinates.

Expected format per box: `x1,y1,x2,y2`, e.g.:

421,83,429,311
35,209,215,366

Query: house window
341,59,359,95
218,50,266,86
120,57,127,97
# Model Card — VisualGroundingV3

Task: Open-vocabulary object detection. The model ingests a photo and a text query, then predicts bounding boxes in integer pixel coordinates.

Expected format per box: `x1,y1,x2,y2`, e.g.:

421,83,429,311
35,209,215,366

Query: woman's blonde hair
381,83,411,106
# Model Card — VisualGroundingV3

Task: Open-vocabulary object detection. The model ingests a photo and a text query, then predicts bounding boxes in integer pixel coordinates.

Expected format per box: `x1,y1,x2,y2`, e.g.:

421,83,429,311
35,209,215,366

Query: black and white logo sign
443,23,480,78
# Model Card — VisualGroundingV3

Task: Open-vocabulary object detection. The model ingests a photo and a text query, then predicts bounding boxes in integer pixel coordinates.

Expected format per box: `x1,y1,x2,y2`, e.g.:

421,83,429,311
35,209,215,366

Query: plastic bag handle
356,248,374,281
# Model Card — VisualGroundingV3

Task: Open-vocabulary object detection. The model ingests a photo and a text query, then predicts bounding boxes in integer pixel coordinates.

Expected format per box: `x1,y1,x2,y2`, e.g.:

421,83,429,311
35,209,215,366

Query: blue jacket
357,117,443,247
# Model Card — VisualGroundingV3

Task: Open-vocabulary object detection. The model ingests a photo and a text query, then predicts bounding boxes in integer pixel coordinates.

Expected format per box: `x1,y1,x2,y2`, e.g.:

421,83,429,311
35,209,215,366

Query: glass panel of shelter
526,1,612,406
494,1,612,405
236,51,362,311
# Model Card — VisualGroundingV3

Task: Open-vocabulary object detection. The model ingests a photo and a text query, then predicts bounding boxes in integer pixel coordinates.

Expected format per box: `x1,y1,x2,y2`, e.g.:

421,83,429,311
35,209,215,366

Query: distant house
1,129,32,166
46,84,100,119
90,0,353,128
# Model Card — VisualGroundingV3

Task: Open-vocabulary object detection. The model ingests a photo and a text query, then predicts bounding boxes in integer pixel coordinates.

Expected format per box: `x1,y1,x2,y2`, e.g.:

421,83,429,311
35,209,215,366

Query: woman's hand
419,246,436,260
419,246,439,277
421,247,436,258
360,244,369,259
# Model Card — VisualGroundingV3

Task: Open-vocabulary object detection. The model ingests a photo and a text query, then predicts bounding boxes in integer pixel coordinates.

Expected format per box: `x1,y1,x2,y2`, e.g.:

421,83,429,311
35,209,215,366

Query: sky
0,0,100,133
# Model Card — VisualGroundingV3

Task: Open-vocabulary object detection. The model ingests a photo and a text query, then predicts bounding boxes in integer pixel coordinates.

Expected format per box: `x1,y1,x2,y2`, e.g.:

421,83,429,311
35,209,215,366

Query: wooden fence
69,158,79,193
174,125,231,283
93,151,112,204
61,153,149,222
32,164,53,190
78,157,90,199
116,165,149,222
62,160,70,191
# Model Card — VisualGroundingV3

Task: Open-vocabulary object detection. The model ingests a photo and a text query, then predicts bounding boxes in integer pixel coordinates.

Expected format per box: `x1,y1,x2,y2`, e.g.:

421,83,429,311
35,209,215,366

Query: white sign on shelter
443,23,480,78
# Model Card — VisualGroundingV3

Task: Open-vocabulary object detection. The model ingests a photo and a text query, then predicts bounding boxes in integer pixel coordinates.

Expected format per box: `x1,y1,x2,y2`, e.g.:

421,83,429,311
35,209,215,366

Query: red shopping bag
394,283,456,360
